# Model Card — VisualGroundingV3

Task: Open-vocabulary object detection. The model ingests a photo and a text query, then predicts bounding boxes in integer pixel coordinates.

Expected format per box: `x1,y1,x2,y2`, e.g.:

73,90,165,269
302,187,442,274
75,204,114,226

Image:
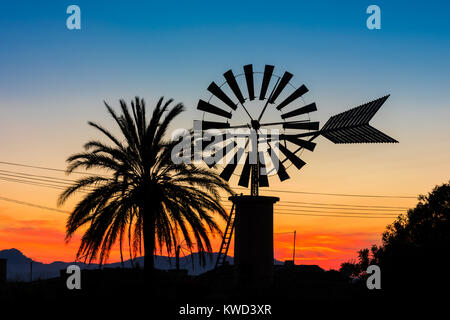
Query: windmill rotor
196,64,318,195
172,238,197,271
195,64,397,196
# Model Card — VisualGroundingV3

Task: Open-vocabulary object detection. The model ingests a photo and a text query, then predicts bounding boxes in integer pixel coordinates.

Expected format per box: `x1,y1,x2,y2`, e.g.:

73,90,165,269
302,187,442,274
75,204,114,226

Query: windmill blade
277,163,290,181
207,82,237,110
259,64,274,100
224,70,245,104
281,103,317,120
321,95,398,144
243,64,255,101
268,71,293,104
277,143,306,170
220,148,244,181
283,121,320,130
238,154,251,187
282,135,316,151
276,85,308,110
197,100,232,118
206,141,236,168
258,151,269,187
199,120,231,130
259,173,269,187
269,148,290,181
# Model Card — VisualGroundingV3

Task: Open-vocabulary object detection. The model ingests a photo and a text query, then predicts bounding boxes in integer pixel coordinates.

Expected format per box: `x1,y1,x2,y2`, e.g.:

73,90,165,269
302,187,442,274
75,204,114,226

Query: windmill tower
195,64,397,284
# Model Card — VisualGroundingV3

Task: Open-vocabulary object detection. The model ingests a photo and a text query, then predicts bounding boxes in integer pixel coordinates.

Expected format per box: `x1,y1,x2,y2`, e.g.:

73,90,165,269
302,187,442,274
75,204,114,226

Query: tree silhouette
357,248,370,272
339,261,360,278
382,181,450,249
341,181,450,297
58,97,232,278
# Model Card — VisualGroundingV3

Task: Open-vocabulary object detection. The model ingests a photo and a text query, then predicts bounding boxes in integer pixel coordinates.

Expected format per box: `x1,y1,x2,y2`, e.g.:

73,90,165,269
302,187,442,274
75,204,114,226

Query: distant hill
1,248,283,281
0,248,33,264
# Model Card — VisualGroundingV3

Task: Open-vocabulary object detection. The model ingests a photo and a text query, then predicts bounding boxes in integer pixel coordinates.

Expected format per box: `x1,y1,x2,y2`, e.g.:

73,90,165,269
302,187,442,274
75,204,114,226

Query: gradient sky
0,1,449,269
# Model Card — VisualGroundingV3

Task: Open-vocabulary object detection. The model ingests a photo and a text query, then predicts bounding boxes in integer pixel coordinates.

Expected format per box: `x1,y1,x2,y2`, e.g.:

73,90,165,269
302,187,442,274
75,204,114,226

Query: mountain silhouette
0,248,283,281
0,248,33,264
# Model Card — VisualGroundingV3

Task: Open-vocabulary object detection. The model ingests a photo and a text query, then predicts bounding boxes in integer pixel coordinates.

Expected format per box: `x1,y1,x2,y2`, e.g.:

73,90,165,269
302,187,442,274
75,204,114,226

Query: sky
0,0,449,269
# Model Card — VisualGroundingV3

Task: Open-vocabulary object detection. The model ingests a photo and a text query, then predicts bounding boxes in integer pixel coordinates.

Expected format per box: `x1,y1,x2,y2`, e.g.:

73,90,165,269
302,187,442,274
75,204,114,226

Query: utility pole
176,245,181,271
293,230,296,265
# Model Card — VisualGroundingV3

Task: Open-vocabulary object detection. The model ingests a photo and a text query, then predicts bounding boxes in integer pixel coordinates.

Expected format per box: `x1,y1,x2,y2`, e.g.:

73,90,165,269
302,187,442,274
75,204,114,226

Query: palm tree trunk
143,207,155,281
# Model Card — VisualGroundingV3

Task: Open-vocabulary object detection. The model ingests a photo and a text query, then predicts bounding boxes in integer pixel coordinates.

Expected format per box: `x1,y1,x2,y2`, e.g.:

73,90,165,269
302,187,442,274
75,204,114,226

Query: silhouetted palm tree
58,97,232,276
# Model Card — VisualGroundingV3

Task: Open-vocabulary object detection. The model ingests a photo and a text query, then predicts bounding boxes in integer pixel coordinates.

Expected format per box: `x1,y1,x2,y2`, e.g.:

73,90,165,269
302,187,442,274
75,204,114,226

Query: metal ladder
215,203,235,268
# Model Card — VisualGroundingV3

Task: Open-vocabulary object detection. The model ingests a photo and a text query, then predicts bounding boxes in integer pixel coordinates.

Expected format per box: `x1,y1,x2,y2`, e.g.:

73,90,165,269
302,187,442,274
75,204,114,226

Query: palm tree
58,97,232,277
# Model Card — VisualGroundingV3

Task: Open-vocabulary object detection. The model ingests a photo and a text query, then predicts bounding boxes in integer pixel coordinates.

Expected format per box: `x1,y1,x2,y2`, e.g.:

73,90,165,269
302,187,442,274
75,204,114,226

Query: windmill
171,239,195,272
195,64,397,283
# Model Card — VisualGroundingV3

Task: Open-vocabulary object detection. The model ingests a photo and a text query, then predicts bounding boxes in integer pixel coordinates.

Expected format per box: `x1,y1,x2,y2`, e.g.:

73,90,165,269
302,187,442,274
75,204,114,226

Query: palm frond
60,97,232,270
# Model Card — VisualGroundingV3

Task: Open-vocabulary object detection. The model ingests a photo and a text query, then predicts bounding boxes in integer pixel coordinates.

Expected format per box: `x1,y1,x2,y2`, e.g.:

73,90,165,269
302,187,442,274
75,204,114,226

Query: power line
0,161,79,174
2,171,398,216
276,210,397,216
219,198,410,209
221,201,399,215
0,173,92,193
0,170,408,213
279,200,409,209
0,167,414,212
274,204,405,212
0,182,401,217
0,169,77,183
220,200,409,211
0,195,400,219
0,172,74,186
0,161,412,219
0,173,405,217
234,187,416,199
275,212,397,219
220,205,398,217
0,161,417,199
226,209,397,217
0,196,70,214
0,176,69,191
0,161,93,175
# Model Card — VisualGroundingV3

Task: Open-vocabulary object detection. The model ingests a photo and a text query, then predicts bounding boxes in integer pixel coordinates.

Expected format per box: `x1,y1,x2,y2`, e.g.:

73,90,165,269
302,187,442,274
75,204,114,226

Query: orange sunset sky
0,120,447,270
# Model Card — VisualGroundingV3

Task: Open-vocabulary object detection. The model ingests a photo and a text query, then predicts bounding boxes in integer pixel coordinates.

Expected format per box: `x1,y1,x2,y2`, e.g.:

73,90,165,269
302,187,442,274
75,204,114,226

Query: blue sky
1,1,449,107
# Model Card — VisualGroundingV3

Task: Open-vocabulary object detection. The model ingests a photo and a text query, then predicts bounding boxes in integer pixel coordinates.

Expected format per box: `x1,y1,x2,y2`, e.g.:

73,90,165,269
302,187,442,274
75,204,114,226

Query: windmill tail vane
320,95,398,144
